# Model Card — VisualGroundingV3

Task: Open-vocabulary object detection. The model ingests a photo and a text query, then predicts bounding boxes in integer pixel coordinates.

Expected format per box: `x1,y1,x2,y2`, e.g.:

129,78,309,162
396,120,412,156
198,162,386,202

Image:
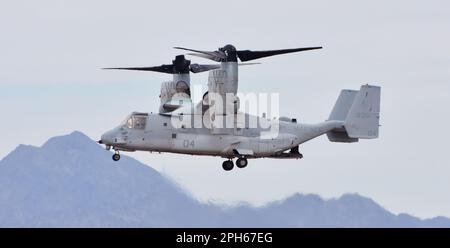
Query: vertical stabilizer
327,84,381,142
328,89,358,121
344,85,381,139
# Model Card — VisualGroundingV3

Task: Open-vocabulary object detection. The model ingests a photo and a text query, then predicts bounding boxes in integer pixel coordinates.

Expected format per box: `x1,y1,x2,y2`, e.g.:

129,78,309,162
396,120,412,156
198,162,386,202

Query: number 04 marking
183,140,195,148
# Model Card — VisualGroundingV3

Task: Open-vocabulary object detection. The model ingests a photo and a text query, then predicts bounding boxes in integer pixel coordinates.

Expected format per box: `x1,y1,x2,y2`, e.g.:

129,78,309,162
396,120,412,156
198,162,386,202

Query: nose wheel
112,152,121,161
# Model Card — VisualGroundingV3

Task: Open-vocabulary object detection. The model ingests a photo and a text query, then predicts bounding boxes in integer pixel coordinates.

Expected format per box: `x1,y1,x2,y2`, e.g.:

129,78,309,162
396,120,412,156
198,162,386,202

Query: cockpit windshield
122,112,148,130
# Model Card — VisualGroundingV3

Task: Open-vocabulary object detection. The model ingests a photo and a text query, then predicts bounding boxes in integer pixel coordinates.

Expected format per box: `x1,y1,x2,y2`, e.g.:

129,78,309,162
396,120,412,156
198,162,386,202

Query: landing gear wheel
112,153,121,161
236,158,248,168
222,160,234,171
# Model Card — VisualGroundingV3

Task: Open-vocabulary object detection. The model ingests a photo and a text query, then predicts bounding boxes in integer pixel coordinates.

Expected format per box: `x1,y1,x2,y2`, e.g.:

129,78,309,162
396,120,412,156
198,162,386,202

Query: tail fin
345,85,381,139
329,89,359,121
327,84,381,142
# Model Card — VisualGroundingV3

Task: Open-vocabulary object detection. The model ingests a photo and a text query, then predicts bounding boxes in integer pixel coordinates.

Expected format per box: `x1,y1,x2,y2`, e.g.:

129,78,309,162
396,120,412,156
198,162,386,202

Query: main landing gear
222,158,248,171
112,151,121,161
236,158,248,168
222,160,234,171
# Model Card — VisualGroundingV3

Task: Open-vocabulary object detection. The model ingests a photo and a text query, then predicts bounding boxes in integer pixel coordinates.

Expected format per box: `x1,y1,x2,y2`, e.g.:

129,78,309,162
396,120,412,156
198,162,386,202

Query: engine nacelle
206,62,239,116
207,62,238,95
159,74,191,113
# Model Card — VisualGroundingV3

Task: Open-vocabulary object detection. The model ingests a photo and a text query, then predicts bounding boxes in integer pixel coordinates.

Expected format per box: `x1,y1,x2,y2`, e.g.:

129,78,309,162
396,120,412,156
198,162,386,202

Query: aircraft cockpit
122,112,148,130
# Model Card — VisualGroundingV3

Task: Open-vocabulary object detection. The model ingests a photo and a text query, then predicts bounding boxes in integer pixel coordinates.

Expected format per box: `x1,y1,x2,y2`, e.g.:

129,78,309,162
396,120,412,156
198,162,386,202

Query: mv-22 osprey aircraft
99,45,381,171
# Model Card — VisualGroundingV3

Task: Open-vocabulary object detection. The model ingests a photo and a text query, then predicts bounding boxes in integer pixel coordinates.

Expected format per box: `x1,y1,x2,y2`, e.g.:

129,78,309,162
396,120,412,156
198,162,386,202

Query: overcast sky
1,0,449,218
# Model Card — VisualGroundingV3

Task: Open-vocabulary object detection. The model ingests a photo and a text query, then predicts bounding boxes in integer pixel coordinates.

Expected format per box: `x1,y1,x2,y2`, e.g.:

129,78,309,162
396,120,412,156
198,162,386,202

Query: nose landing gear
112,151,121,161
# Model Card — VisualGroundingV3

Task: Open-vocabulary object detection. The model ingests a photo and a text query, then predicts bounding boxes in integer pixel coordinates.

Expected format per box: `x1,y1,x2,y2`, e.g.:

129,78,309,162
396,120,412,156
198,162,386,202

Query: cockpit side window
133,116,146,129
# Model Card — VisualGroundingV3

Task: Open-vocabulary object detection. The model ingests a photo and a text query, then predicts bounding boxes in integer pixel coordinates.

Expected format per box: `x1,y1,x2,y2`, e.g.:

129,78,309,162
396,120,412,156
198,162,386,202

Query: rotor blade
174,47,213,54
236,47,322,62
174,47,226,62
189,63,260,73
190,64,221,73
186,52,222,62
102,64,174,74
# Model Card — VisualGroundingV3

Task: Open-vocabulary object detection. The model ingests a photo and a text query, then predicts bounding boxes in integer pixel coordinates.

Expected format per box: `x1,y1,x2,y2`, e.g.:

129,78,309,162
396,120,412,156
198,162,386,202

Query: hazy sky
1,0,450,218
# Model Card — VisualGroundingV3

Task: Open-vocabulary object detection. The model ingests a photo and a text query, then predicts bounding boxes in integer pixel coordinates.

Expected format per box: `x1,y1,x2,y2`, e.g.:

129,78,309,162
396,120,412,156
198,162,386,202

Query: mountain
0,131,216,227
0,131,449,227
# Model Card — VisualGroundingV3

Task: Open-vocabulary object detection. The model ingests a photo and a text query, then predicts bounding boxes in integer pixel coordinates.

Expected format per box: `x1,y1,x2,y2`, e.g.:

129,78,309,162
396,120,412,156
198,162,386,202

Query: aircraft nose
100,130,115,145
